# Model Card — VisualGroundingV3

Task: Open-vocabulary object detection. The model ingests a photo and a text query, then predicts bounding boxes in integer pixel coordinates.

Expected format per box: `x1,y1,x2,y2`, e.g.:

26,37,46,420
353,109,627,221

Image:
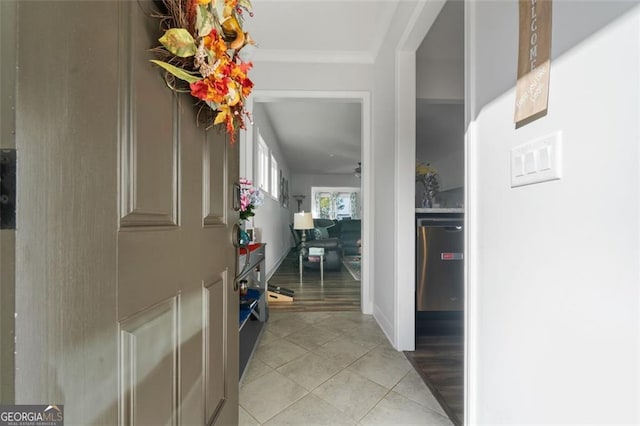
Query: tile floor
239,311,453,425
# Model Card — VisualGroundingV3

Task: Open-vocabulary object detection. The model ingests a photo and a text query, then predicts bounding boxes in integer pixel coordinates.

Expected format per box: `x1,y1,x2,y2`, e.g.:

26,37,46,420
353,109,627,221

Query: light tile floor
239,311,453,426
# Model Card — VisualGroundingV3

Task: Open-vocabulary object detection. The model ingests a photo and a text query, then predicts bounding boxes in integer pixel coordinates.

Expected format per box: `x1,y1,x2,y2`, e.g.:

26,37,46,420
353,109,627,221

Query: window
311,187,361,219
256,133,269,193
270,154,279,199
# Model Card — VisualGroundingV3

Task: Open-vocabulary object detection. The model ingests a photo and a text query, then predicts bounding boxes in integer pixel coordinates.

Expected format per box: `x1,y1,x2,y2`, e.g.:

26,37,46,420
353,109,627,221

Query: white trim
255,135,270,194
393,0,447,351
240,90,373,314
394,49,416,351
361,92,373,315
465,0,478,125
464,1,477,424
369,1,400,63
254,49,375,64
311,186,361,193
240,117,254,182
464,121,478,426
397,1,447,52
373,304,394,346
636,16,640,415
270,153,279,199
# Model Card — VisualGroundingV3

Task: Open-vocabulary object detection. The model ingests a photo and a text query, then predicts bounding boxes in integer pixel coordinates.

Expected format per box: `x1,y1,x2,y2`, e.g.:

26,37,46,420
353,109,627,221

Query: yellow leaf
150,60,202,84
214,107,230,125
227,85,240,106
159,28,197,58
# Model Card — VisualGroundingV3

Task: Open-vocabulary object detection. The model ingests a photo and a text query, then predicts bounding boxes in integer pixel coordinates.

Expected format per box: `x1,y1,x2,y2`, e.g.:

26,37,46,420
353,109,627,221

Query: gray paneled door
10,1,238,424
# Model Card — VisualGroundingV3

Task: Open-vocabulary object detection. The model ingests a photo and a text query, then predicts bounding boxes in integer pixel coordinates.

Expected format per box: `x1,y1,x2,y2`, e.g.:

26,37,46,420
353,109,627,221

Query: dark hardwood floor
405,333,464,425
266,250,361,312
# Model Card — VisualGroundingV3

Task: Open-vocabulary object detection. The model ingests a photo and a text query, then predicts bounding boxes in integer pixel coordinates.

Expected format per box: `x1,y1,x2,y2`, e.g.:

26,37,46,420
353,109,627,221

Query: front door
10,1,238,424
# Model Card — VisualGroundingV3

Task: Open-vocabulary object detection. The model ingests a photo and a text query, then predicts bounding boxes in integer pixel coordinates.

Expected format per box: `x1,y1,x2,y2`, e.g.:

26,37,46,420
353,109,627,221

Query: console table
238,243,268,377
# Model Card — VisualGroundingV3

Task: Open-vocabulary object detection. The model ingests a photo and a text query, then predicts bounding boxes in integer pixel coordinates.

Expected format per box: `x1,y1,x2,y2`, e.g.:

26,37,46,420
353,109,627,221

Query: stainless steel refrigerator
416,216,464,312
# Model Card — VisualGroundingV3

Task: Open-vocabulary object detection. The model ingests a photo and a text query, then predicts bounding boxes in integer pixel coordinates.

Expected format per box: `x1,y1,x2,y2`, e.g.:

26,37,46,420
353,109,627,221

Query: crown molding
252,49,375,64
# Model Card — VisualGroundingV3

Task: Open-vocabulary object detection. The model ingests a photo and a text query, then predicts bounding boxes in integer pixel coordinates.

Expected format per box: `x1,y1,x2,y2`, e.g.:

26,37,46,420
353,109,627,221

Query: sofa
291,218,362,269
291,224,343,270
337,219,361,256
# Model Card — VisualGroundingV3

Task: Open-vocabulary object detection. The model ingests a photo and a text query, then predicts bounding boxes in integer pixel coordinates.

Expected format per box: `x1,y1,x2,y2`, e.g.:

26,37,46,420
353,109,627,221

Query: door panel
119,1,178,228
203,130,227,226
120,297,178,426
204,275,228,424
13,1,238,423
116,2,238,425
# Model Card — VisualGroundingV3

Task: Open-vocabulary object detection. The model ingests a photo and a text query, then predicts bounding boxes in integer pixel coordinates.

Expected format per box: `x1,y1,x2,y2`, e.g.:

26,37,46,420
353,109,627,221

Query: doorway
241,91,372,314
397,1,466,424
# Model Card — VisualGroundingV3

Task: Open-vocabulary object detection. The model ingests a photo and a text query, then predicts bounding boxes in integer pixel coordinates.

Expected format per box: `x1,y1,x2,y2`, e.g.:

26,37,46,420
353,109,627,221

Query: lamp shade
293,212,314,230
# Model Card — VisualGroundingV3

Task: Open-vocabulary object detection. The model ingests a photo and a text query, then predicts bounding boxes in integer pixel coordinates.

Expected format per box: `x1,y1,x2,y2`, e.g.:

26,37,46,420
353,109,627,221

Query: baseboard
265,247,293,282
373,305,395,348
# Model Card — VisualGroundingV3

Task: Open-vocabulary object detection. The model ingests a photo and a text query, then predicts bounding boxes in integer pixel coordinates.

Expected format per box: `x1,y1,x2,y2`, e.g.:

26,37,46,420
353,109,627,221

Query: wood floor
266,250,361,312
404,334,464,425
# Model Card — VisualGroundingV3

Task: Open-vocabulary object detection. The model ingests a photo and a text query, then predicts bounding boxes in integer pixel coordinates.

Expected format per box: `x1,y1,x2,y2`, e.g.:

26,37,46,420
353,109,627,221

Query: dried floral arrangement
150,0,256,142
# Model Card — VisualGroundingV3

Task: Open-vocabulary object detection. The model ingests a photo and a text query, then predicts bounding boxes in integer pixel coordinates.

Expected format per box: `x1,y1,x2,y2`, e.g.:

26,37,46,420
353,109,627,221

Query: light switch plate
513,155,524,177
511,131,562,188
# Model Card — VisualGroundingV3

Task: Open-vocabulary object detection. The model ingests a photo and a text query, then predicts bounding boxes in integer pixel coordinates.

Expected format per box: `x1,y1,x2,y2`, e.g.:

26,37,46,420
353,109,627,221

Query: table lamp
293,212,314,256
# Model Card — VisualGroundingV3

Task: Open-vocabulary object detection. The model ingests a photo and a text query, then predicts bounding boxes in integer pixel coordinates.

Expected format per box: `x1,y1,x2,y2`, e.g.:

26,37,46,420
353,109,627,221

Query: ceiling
415,0,465,164
249,1,399,64
416,0,464,62
246,0,463,175
257,101,362,174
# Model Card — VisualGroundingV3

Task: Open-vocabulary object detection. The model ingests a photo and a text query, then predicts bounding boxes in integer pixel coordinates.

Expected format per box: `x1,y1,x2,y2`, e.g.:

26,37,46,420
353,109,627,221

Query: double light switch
511,131,562,187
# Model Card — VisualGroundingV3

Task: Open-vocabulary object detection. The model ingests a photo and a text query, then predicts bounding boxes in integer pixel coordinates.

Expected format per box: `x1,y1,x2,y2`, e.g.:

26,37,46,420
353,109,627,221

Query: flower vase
238,221,251,246
421,192,432,208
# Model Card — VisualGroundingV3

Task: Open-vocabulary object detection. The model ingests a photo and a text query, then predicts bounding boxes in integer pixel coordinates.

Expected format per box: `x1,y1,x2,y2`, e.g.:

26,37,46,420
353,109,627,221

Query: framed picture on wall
280,174,289,208
284,178,289,208
278,170,283,205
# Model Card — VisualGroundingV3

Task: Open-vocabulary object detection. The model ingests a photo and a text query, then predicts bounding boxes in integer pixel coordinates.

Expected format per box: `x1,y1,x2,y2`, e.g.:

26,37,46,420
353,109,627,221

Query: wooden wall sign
514,0,552,127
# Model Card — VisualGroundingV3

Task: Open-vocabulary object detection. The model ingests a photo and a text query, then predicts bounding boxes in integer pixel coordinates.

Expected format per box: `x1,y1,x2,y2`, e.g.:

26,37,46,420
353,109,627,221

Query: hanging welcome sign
514,0,552,126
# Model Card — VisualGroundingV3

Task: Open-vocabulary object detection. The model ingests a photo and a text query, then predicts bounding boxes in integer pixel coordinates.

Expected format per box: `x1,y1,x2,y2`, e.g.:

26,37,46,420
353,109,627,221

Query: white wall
371,1,422,344
290,173,361,214
246,50,374,279
415,148,464,208
430,149,463,191
251,107,293,276
245,1,445,347
416,101,465,195
416,57,463,101
467,2,640,423
252,62,372,92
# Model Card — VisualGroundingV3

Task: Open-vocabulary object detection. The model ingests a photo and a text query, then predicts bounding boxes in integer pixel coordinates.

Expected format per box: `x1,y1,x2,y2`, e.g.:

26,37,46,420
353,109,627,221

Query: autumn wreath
151,0,255,142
